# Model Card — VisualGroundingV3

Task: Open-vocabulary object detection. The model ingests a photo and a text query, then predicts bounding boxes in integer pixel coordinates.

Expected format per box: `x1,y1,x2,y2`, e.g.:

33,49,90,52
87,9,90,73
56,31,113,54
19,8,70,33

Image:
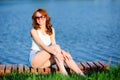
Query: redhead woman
29,8,84,76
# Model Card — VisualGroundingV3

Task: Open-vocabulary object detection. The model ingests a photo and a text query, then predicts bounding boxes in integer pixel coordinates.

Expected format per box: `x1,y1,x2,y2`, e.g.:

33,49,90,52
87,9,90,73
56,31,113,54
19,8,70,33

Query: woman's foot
60,70,68,75
79,72,85,77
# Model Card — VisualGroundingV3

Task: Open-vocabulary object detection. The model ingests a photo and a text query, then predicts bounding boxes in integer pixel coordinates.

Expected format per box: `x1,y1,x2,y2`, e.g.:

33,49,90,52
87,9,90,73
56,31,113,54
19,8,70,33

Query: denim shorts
29,50,39,67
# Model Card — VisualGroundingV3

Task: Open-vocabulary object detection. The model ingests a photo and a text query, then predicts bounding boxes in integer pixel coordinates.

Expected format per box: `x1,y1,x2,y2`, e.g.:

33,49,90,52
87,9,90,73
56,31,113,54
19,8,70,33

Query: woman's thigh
32,50,54,68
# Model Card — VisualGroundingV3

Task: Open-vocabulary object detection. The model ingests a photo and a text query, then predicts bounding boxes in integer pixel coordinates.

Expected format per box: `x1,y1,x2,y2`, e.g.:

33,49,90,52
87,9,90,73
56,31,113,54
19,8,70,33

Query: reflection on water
0,0,120,66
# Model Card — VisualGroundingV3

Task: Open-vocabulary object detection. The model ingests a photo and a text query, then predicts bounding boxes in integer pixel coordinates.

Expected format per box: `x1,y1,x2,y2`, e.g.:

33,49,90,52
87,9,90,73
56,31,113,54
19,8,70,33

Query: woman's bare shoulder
52,27,55,32
30,28,36,35
30,28,37,34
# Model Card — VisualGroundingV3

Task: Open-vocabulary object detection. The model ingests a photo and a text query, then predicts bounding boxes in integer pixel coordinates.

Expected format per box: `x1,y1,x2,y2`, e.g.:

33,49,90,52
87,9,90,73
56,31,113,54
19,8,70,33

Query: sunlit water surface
0,0,120,66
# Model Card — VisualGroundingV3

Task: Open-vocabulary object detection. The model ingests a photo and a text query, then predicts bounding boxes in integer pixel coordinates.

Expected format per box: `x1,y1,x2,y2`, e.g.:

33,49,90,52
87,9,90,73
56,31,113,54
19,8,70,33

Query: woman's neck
39,25,46,31
38,25,47,35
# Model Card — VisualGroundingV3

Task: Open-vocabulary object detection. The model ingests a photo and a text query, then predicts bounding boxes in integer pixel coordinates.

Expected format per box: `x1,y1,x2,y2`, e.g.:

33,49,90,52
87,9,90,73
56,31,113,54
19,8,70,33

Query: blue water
0,0,120,66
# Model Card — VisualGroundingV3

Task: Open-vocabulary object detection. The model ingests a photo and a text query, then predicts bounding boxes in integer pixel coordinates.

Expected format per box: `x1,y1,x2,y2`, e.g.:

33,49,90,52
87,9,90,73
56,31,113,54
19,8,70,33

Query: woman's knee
32,51,52,68
32,63,39,69
51,44,61,49
55,44,61,49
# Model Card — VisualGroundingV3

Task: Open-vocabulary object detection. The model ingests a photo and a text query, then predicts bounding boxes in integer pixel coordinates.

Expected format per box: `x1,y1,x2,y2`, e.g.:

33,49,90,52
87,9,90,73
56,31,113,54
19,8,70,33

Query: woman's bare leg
65,59,84,76
54,57,68,75
32,50,68,75
32,50,53,68
62,50,84,76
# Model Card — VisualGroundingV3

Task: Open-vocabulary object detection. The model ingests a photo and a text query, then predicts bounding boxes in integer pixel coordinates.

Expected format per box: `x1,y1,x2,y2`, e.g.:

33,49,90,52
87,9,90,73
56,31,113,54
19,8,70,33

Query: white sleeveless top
31,30,51,51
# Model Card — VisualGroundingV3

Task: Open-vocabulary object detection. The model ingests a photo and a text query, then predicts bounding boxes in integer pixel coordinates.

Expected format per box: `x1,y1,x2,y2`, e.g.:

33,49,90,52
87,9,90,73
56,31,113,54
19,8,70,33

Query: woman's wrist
53,51,58,56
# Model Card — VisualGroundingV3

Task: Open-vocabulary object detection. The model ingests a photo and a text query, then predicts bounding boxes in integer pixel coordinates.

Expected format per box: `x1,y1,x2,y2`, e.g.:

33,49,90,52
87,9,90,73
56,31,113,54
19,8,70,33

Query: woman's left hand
62,50,72,60
53,44,61,54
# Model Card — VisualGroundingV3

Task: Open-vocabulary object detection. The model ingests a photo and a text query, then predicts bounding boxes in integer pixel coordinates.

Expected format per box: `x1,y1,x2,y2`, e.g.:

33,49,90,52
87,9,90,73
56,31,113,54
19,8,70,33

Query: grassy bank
0,66,120,80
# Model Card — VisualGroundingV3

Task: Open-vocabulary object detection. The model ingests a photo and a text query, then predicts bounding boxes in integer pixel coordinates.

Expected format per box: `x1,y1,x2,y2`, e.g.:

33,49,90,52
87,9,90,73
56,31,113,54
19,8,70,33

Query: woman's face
35,12,46,26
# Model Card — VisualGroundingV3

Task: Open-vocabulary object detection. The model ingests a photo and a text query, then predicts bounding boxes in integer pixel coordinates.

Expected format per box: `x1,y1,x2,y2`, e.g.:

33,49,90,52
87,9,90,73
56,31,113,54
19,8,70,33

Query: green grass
0,66,120,80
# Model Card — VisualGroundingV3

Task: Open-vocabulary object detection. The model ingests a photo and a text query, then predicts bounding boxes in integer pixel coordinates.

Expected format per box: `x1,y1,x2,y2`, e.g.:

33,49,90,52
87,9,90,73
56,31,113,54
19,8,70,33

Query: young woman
29,8,84,76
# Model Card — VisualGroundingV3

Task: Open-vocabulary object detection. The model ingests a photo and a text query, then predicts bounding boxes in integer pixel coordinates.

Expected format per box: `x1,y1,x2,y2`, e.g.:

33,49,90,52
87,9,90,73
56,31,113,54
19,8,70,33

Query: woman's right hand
49,44,64,61
50,44,61,55
54,52,64,61
53,44,61,54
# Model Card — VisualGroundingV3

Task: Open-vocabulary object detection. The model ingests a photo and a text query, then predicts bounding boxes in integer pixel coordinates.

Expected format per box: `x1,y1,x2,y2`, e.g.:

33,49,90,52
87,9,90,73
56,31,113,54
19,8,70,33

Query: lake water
0,0,120,66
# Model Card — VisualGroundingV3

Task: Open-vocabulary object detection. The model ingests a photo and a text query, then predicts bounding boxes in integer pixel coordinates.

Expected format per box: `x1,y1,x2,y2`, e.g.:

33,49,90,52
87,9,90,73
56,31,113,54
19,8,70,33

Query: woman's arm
30,29,55,54
50,28,62,53
50,28,72,60
50,27,56,45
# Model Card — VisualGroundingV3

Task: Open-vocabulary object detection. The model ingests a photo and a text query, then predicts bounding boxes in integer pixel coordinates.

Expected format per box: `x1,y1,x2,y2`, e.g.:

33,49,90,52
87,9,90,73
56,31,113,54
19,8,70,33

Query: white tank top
31,30,51,51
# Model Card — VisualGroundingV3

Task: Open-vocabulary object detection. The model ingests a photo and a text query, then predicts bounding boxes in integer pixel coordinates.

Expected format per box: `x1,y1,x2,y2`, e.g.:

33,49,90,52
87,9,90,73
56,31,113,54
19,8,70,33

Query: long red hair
32,9,53,35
